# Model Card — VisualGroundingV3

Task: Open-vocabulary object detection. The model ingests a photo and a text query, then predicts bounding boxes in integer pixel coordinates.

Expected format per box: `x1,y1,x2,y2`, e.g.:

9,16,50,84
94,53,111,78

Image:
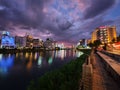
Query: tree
112,37,116,43
88,40,101,48
117,34,120,42
88,42,94,47
93,40,101,48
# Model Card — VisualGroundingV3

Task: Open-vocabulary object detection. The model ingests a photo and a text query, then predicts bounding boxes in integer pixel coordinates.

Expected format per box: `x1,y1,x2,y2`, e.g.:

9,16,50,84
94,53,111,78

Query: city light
0,55,14,75
48,57,53,65
38,56,42,67
0,0,120,90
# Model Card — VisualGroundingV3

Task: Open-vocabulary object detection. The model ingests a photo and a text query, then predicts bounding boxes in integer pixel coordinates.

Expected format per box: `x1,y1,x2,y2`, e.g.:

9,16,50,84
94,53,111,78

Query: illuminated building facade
26,34,33,48
97,26,108,44
91,26,117,44
43,38,53,49
79,39,87,46
55,43,65,49
87,39,91,44
107,26,117,43
91,29,99,43
33,39,40,48
1,31,15,49
39,39,44,47
15,36,26,48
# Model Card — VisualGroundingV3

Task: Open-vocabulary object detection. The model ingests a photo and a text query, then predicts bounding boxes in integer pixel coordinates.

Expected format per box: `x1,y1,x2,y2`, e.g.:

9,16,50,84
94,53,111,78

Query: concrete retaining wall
97,52,120,84
101,51,120,62
82,56,93,90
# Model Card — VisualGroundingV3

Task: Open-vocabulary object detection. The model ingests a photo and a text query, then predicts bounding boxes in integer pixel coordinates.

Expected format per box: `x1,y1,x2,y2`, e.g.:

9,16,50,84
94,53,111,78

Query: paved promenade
97,52,120,76
92,52,120,90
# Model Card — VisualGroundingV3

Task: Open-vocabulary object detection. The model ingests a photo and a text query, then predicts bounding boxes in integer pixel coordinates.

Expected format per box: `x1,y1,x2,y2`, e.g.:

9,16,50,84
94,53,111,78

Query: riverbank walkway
92,52,120,90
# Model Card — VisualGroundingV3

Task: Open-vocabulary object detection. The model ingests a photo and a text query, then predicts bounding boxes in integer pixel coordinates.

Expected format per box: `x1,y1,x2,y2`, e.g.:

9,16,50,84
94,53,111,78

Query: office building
91,26,117,44
15,36,26,48
43,38,53,49
26,34,33,48
91,28,99,43
1,31,15,49
80,39,87,46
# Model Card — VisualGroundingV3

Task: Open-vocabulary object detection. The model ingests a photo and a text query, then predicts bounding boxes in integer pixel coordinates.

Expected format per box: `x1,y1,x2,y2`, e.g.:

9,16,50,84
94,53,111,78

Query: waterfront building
55,43,65,49
107,26,117,43
91,26,117,44
33,39,40,48
52,41,58,49
26,34,33,48
1,31,15,49
43,38,53,49
15,36,26,48
79,39,87,46
39,39,44,47
97,26,108,44
91,28,99,43
76,39,88,49
87,39,91,45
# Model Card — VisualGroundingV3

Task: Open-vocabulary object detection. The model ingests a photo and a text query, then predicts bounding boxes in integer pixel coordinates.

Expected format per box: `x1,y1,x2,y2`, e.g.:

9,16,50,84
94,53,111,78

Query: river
0,50,83,90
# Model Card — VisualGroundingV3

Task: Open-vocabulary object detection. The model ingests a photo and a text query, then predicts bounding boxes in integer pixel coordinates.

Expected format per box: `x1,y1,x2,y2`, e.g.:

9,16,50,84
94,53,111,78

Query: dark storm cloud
0,0,119,44
57,19,73,31
0,0,50,28
84,0,116,19
25,0,48,26
83,17,114,30
67,16,115,42
0,0,25,28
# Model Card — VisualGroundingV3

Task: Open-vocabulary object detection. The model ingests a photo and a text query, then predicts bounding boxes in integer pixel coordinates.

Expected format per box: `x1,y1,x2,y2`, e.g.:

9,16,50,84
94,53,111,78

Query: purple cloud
0,0,119,44
83,0,116,19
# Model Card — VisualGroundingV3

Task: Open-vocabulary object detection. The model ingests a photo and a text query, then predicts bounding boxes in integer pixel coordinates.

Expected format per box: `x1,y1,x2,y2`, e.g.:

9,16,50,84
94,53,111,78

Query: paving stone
92,53,120,90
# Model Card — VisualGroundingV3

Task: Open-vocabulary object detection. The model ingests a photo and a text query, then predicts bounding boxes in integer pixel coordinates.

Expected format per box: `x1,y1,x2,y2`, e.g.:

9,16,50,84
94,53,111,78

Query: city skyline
0,0,120,44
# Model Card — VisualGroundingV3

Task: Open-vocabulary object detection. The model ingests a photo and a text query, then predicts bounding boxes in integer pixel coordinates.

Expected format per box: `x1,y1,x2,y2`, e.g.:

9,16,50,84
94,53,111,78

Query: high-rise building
33,39,39,48
15,36,26,48
26,34,33,48
91,26,117,44
1,31,15,49
79,39,87,46
87,39,91,45
107,26,117,43
43,38,53,49
39,39,44,47
97,26,108,44
91,28,99,43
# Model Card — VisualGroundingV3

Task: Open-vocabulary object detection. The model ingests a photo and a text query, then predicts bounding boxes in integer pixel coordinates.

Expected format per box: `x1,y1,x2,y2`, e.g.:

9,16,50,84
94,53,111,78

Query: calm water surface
0,50,83,90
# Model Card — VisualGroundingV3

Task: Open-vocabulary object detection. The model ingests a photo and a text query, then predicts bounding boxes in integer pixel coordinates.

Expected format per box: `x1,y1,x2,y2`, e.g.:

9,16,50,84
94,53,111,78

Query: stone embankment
80,50,120,90
97,52,120,84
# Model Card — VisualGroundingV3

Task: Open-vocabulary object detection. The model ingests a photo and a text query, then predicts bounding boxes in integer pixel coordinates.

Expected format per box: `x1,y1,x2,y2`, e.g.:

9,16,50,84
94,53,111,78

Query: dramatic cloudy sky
0,0,120,44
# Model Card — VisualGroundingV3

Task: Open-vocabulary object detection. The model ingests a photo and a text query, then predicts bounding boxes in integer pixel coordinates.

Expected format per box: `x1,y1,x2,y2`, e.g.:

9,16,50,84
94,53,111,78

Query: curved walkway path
92,53,120,90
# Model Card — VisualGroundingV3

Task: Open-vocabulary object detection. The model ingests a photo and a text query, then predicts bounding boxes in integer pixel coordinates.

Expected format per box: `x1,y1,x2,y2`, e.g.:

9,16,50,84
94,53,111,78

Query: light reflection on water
0,54,14,75
0,50,83,75
38,56,42,67
26,53,33,70
76,51,84,57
